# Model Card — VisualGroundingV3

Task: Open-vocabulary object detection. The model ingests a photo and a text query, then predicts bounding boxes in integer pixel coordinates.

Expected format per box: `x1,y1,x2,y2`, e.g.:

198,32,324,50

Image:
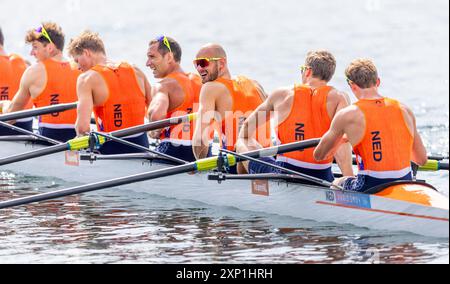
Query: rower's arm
75,73,94,136
6,67,33,114
314,110,349,163
133,66,152,107
147,83,170,139
330,91,354,176
406,106,428,166
193,83,218,160
236,97,273,152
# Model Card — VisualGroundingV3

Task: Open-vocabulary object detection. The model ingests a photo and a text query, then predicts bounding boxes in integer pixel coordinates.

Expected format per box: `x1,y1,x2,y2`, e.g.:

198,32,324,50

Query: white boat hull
1,141,448,238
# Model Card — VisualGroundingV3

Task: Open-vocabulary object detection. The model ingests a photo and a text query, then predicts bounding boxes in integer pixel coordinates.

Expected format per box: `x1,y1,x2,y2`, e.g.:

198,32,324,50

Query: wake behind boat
0,137,448,239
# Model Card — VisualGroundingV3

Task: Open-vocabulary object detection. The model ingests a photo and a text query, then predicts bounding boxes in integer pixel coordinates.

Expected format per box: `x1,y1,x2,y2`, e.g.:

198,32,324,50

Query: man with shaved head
192,44,271,172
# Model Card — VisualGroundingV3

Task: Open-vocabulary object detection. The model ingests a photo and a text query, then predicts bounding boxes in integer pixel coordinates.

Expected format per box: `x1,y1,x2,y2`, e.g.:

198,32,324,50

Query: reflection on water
0,174,448,264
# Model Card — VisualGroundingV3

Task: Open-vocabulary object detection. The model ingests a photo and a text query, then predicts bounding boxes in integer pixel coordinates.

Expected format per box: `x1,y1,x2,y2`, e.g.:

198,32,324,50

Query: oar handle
419,160,449,171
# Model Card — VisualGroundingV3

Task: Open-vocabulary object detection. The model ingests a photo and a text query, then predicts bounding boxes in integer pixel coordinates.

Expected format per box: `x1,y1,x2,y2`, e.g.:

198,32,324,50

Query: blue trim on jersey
98,133,149,155
249,156,334,182
38,127,76,144
343,173,413,192
154,141,212,164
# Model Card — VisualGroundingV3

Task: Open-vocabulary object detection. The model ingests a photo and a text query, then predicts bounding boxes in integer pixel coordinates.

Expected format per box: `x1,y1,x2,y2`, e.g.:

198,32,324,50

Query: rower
68,30,152,155
236,50,354,182
3,22,80,143
192,43,271,173
0,26,33,136
146,36,207,163
314,58,428,191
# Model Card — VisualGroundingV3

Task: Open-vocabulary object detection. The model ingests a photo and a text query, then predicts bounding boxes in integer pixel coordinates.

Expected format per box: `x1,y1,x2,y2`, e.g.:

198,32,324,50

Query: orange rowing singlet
353,98,413,178
276,84,334,169
32,59,79,128
92,63,146,133
159,72,197,145
0,54,27,101
216,76,271,150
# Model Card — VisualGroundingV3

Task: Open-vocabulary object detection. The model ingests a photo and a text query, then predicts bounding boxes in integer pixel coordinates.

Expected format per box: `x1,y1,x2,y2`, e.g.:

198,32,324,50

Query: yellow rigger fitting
196,155,237,172
67,135,107,151
188,113,197,122
419,160,439,171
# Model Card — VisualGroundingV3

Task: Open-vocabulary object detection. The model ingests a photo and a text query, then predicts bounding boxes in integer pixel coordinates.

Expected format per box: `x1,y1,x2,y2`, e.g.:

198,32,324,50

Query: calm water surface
0,0,448,263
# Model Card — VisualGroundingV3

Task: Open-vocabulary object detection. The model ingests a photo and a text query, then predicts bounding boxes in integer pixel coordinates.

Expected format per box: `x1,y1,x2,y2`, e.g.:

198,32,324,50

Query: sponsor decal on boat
65,150,80,166
252,180,269,196
325,190,372,209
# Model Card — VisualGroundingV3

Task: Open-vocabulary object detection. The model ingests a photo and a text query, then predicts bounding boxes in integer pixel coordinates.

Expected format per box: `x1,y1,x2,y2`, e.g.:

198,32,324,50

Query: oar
0,139,320,209
347,157,449,172
92,131,188,165
0,102,78,122
219,148,338,189
419,160,449,171
0,121,60,145
427,155,449,161
0,113,196,167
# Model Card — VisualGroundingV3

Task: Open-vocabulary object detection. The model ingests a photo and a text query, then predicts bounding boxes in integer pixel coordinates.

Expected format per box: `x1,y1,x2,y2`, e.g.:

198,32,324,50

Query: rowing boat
1,137,448,238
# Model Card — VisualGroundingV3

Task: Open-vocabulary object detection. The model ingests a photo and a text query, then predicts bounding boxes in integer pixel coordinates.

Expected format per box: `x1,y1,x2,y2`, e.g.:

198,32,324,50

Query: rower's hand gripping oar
0,113,196,167
219,148,341,189
0,139,320,209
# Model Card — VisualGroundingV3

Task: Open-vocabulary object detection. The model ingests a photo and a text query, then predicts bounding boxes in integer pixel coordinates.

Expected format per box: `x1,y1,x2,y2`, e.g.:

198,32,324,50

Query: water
0,0,448,264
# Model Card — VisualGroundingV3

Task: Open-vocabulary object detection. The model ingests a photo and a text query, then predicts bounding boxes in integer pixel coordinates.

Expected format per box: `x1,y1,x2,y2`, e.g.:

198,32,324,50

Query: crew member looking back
4,22,79,142
68,31,152,155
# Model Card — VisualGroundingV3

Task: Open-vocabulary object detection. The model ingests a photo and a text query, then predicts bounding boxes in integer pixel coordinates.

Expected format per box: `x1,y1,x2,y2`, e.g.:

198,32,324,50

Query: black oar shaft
0,163,196,209
221,147,334,188
0,143,68,166
0,139,319,209
0,103,78,122
244,139,321,159
110,116,190,137
93,132,188,165
0,121,60,145
0,114,193,167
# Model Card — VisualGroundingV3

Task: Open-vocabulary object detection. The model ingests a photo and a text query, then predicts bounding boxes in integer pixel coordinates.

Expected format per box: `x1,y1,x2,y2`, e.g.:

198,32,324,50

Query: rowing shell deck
0,140,448,238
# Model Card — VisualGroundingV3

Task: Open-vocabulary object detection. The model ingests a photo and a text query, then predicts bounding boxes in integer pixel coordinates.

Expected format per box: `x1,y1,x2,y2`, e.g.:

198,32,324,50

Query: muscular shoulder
202,81,229,95
268,86,293,106
398,101,416,127
77,70,103,86
327,88,351,105
341,104,365,125
23,62,46,78
131,65,147,82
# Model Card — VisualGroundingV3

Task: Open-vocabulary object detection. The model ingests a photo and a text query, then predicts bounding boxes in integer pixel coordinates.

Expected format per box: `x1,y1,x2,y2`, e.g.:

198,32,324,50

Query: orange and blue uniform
249,85,335,182
92,62,149,154
0,54,33,135
32,59,79,142
343,98,414,192
215,76,271,173
217,76,271,150
156,72,204,163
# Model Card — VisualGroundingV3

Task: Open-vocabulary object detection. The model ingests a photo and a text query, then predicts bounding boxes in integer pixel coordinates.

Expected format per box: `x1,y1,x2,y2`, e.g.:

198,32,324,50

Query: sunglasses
193,57,223,68
300,65,310,74
35,26,53,44
346,77,354,85
157,35,172,53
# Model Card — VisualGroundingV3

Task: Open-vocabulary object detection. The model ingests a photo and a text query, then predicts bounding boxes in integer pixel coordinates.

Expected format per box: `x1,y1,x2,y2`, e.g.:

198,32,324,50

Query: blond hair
305,50,336,82
67,30,106,56
345,58,379,89
25,22,65,51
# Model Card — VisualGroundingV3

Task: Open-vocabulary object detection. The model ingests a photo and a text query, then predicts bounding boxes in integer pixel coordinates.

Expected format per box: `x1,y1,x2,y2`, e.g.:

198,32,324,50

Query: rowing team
0,22,428,192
